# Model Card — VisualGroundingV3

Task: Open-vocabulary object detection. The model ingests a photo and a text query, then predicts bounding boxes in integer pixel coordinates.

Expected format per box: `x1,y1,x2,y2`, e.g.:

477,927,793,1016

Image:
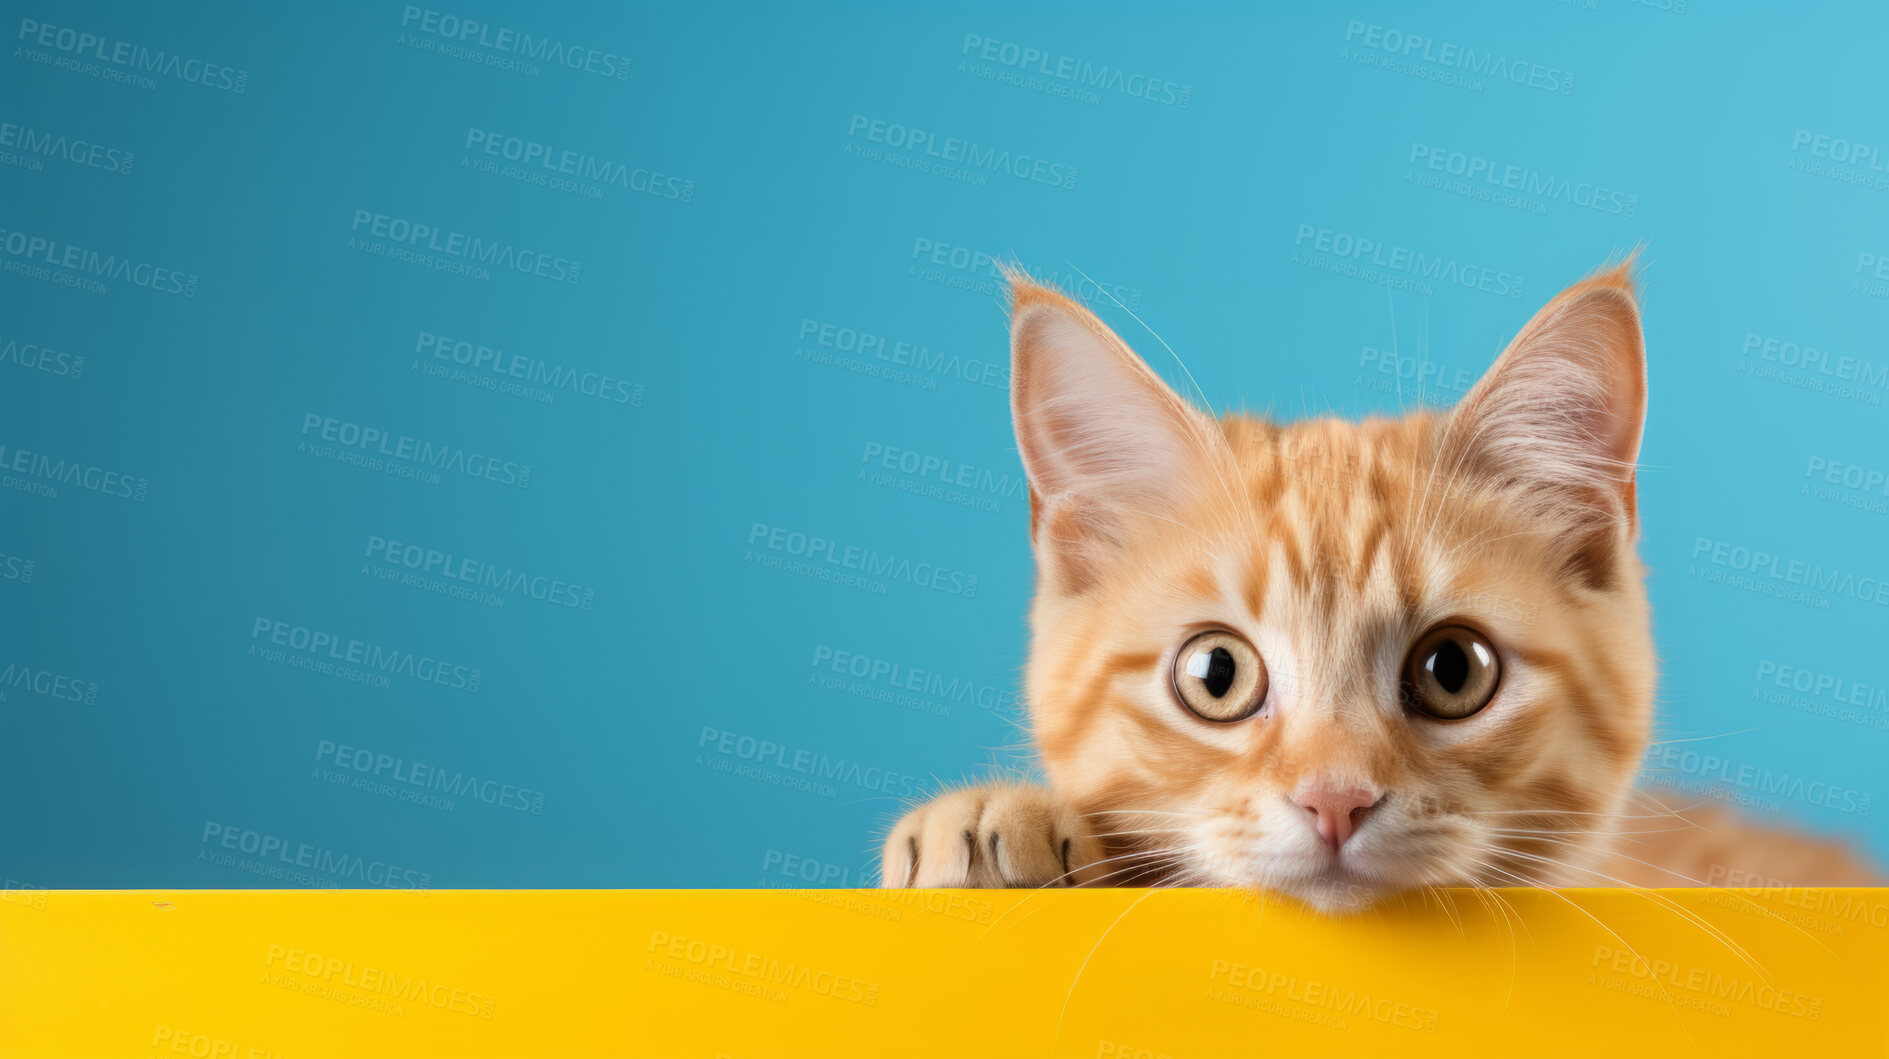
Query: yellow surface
2,887,1885,1057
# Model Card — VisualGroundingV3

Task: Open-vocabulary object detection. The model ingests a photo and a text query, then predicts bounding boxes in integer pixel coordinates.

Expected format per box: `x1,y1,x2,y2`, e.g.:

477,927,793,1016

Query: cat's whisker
1478,844,1779,983
1473,858,1698,1045
1424,884,1466,940
1478,824,1673,837
1462,855,1533,888
1081,808,1202,818
1055,887,1165,1041
1385,287,1405,410
1484,824,1701,837
1408,364,1492,546
1477,834,1840,958
1625,788,1698,815
1458,860,1543,977
1403,362,1455,533
1480,883,1532,943
1643,726,1773,746
1455,882,1522,1010
1467,808,1697,819
1063,261,1260,546
978,846,1200,940
1054,843,1205,890
1468,878,1533,945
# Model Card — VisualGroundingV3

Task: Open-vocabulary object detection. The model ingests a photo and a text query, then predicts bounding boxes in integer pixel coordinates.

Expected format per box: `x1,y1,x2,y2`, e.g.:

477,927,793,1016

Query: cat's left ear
1007,273,1235,594
1444,261,1647,576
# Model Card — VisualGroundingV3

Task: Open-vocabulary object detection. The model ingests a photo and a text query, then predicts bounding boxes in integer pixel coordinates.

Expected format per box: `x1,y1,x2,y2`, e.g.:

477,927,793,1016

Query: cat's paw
879,784,1104,888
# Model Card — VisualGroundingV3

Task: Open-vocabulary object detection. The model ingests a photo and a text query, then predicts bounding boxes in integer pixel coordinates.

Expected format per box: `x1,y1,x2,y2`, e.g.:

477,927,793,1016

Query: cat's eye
1171,631,1267,722
1402,625,1501,720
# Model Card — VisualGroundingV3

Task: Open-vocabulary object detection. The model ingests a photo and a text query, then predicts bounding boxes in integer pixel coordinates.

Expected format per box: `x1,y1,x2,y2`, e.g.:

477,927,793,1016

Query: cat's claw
880,784,1103,888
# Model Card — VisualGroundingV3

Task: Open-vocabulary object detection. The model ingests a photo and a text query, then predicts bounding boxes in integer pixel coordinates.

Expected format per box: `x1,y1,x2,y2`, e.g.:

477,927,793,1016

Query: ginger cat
879,261,1879,911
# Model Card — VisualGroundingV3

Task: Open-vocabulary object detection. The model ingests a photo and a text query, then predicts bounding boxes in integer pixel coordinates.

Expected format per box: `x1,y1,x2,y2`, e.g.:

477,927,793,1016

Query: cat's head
1012,263,1655,912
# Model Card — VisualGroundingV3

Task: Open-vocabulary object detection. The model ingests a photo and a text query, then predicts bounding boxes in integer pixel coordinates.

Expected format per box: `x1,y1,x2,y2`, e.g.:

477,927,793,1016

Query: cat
879,260,1879,911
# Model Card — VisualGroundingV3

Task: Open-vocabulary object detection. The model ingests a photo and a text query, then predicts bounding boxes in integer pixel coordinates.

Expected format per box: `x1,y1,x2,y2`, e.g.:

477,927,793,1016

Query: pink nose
1294,788,1380,850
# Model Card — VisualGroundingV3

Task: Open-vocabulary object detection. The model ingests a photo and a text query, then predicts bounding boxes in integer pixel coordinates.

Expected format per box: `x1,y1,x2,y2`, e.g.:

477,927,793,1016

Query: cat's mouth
1183,812,1468,912
1270,864,1396,914
1217,843,1434,913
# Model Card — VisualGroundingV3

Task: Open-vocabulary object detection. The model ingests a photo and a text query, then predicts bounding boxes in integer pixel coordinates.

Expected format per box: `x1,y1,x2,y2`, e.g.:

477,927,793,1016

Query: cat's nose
1293,787,1381,850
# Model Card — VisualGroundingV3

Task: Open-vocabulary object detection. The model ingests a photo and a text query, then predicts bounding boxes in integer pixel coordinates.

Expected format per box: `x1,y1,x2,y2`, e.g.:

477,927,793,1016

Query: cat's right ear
1009,274,1233,594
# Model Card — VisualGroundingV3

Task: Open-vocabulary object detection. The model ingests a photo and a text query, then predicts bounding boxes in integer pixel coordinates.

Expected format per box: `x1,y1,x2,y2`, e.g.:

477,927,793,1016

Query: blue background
4,1,1887,889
